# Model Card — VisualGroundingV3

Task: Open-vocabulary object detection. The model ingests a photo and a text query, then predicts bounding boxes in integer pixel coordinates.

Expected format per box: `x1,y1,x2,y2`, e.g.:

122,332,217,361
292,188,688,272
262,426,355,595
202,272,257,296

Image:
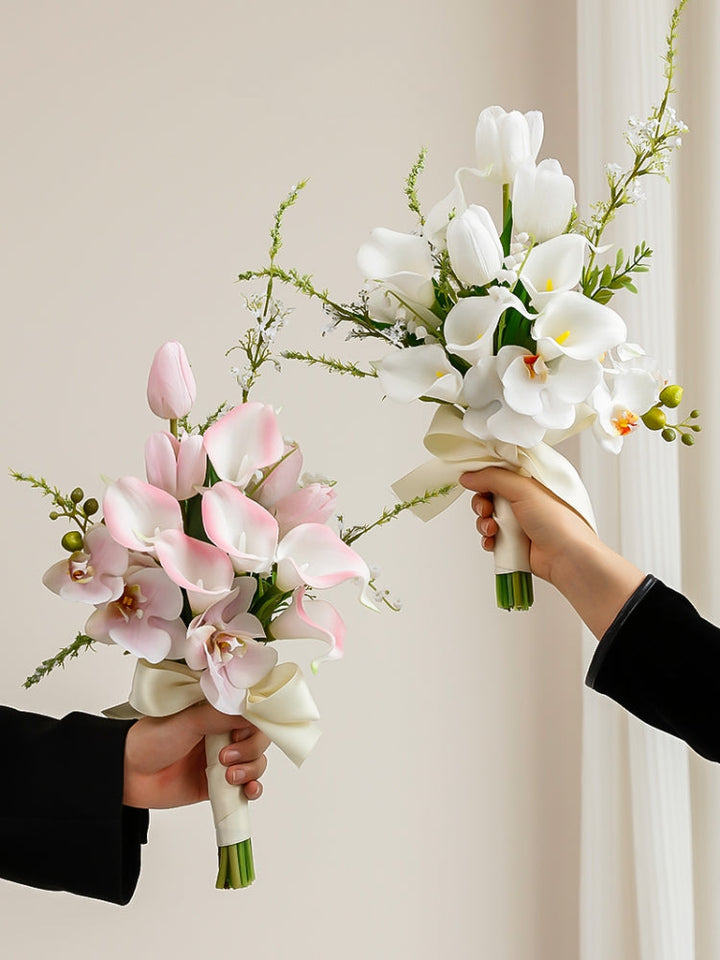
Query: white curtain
578,1,720,957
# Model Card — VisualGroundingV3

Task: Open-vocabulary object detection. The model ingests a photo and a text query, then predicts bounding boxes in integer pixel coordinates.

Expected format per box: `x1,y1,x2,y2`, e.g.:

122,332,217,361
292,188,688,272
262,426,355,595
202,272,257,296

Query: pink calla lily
272,484,337,537
252,443,303,508
153,529,235,611
103,477,184,552
203,402,285,488
42,524,129,605
145,431,207,501
85,565,185,663
275,523,370,592
270,587,346,666
201,481,279,574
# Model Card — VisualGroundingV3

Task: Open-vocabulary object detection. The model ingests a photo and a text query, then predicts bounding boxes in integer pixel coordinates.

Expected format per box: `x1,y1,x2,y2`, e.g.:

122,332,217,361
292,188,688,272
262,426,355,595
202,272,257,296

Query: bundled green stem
216,840,255,889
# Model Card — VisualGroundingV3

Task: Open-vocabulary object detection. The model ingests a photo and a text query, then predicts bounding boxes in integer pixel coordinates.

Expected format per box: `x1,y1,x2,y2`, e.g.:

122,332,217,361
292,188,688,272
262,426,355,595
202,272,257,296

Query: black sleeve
586,575,720,763
0,707,149,904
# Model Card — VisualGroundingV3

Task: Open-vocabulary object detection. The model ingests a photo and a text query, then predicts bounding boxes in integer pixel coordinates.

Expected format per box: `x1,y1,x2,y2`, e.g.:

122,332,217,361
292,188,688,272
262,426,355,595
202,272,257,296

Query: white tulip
512,159,575,243
475,105,544,184
446,205,503,287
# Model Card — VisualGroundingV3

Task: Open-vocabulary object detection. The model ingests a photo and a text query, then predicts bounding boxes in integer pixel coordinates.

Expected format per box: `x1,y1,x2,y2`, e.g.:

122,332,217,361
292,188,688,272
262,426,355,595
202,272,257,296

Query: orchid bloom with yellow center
42,524,128,605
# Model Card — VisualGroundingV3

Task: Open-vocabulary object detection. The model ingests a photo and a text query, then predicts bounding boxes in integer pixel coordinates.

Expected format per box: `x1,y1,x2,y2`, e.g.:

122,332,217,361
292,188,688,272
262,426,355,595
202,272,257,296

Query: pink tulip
84,565,186,663
272,484,337,537
153,528,235,612
103,476,184,552
147,341,197,420
275,523,370,592
201,481,279,574
270,587,346,666
42,524,129,605
203,402,285,488
182,583,277,714
145,431,207,501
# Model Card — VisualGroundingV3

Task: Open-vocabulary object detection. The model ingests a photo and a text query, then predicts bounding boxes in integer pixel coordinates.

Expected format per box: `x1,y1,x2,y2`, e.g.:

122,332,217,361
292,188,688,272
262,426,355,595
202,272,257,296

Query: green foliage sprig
24,633,96,688
339,485,456,546
10,471,99,533
281,351,378,378
582,243,653,303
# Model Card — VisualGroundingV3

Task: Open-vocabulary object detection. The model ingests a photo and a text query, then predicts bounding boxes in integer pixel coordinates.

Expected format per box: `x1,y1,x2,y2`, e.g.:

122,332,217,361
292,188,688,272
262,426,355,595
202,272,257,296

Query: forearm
551,538,646,640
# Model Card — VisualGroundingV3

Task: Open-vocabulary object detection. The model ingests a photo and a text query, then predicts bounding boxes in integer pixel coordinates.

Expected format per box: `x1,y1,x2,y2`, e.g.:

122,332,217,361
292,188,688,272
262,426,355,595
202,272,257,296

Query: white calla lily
475,105,544,183
377,343,463,403
446,205,504,287
512,159,576,243
532,291,627,362
444,289,529,364
519,233,588,308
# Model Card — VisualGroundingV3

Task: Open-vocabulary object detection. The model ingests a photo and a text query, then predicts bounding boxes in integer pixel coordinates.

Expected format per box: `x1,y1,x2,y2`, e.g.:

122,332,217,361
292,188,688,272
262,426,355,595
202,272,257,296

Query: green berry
83,498,99,516
690,410,701,419
641,406,667,430
659,384,684,408
61,531,84,552
70,487,84,503
691,424,702,432
681,433,695,446
49,511,59,520
661,427,677,442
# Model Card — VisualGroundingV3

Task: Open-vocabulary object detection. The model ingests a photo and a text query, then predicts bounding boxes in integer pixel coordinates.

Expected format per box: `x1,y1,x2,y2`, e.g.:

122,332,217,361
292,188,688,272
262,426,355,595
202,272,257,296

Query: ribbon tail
391,461,462,522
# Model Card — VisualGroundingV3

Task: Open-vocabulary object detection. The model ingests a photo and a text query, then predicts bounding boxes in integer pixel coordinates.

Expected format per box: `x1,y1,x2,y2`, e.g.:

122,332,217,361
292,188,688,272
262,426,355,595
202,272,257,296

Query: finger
476,516,498,537
243,781,264,801
482,536,495,552
471,493,494,518
224,754,268,787
230,721,260,743
460,466,528,499
220,731,271,766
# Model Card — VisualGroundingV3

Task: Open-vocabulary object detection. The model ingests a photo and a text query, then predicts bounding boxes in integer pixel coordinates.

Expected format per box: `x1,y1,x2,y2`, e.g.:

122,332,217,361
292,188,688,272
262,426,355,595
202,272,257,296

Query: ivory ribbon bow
105,658,321,845
392,405,597,574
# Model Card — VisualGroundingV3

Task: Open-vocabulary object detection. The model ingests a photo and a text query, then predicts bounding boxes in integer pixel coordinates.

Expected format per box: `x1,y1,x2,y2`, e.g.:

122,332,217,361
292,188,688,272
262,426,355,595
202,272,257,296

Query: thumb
459,467,530,503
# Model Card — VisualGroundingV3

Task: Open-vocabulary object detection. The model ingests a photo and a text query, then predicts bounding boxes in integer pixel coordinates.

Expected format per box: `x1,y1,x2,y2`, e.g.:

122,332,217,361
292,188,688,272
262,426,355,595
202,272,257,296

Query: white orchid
462,356,546,448
512,159,575,243
590,367,660,453
446,205,504,287
475,106,544,184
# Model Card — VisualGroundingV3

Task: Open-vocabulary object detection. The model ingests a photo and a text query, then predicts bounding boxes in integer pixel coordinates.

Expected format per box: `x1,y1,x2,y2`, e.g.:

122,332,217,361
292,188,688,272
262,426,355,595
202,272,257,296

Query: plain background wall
0,2,583,957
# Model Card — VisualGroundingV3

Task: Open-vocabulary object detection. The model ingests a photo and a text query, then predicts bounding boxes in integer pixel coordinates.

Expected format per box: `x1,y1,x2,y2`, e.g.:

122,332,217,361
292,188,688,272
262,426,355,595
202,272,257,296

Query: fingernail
230,767,247,784
223,749,242,764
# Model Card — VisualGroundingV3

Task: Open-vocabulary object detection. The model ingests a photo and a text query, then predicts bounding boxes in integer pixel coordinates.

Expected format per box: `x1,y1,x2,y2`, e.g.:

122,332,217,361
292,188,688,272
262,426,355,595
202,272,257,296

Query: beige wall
0,2,582,957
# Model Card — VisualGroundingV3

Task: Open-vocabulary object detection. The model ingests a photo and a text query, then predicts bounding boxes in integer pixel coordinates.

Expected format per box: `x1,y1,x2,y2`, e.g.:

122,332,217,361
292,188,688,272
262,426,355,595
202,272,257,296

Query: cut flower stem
496,571,534,611
216,839,255,889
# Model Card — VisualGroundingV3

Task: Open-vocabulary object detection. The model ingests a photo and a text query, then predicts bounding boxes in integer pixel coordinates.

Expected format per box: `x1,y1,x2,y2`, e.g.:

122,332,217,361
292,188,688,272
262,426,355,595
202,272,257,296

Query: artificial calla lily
203,402,285,488
103,476,184,552
475,105,544,184
153,528,235,612
183,583,276,714
590,368,660,453
252,443,303,508
42,524,128,605
446,205,504,287
519,234,588,308
512,159,576,243
444,288,528,364
272,483,337,537
270,587,346,666
275,523,369,592
377,343,463,404
85,564,185,663
145,431,207,501
146,341,196,420
202,481,279,574
533,291,627,362
357,228,434,285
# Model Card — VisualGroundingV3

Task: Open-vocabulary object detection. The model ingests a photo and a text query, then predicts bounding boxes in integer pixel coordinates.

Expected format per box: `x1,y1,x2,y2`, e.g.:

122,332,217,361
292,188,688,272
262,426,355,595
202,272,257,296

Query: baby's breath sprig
338,485,456,546
579,0,688,285
10,471,99,534
23,632,96,688
405,146,428,228
281,351,378,379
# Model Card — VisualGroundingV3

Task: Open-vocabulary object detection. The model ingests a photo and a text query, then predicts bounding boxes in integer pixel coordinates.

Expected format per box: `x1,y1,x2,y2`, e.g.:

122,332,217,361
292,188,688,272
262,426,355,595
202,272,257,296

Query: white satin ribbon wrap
392,405,597,575
105,658,321,846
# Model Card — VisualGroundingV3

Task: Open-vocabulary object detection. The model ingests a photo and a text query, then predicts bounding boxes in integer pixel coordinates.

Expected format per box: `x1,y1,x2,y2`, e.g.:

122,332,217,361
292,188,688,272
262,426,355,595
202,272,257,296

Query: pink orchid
153,529,235,612
201,481,279,574
84,564,185,663
270,587,346,666
182,580,277,714
147,341,196,420
275,523,370,592
145,431,207,501
252,443,303,508
42,524,129,605
103,476,184,552
272,484,337,537
203,402,285,488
